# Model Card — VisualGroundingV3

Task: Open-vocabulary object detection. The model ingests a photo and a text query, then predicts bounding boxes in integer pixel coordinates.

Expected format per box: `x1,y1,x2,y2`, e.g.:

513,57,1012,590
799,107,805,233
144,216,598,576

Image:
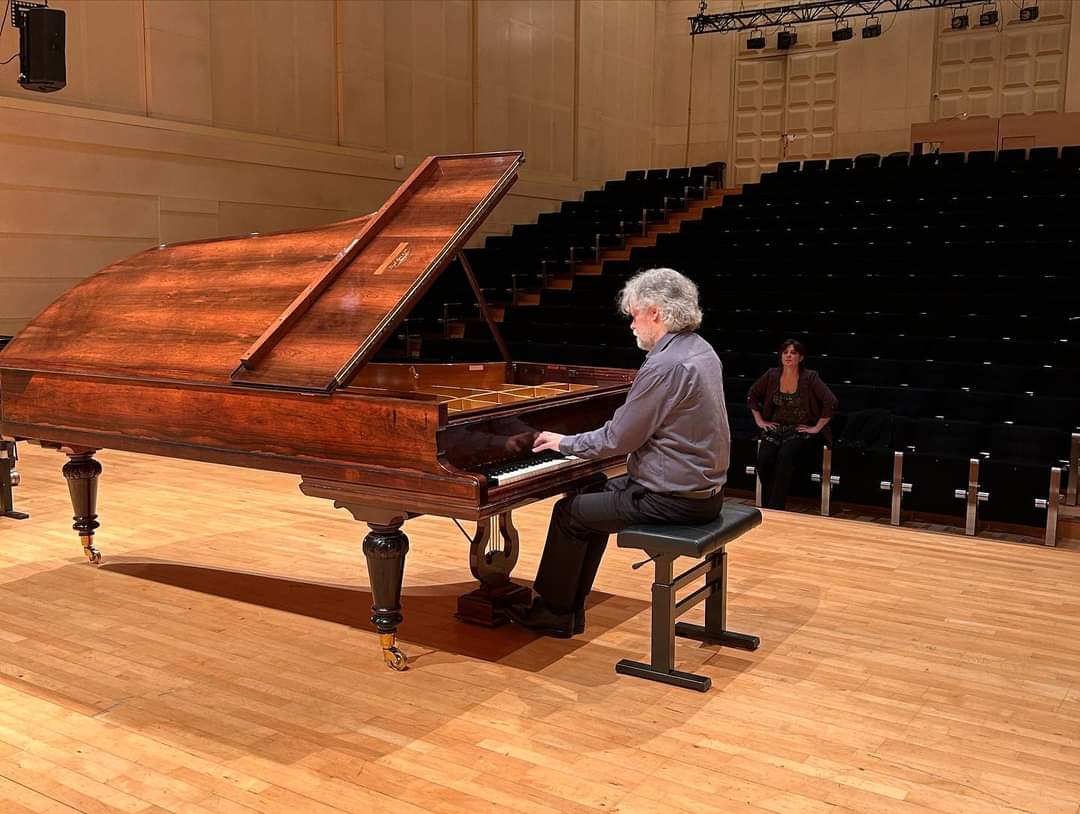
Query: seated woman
747,339,838,510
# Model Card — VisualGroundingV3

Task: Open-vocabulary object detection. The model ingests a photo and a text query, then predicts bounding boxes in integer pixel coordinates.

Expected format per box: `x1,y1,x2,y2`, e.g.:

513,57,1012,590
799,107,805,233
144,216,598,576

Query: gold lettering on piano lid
374,242,410,276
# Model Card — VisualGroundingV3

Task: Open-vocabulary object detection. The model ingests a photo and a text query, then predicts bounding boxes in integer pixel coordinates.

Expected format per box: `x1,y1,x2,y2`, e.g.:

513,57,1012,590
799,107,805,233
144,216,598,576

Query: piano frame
0,152,638,670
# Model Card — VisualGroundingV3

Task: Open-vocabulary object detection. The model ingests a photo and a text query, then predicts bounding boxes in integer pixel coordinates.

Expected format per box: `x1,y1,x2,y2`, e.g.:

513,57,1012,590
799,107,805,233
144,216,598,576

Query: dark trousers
532,474,724,614
757,433,816,510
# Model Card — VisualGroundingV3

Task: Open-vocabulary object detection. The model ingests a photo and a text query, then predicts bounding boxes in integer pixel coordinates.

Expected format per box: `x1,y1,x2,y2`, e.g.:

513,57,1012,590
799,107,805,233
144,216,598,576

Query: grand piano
0,152,636,669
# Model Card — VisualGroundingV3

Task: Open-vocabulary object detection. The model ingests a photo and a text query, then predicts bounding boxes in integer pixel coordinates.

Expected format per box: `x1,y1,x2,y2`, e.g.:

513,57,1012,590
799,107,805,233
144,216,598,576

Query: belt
663,487,720,500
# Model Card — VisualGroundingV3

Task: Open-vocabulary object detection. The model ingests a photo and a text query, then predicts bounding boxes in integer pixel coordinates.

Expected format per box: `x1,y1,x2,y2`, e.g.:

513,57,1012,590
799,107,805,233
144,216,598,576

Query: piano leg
363,519,410,671
457,511,532,627
62,451,102,564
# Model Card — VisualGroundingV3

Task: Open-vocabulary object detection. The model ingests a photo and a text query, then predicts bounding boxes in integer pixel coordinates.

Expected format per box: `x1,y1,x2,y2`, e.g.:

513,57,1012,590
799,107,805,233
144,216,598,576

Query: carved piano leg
456,511,532,626
363,519,410,671
62,451,102,564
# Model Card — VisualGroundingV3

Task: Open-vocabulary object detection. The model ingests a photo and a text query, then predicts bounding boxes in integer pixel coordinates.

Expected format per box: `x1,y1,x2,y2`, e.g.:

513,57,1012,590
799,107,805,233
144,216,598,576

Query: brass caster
81,537,101,565
379,633,408,671
384,647,408,671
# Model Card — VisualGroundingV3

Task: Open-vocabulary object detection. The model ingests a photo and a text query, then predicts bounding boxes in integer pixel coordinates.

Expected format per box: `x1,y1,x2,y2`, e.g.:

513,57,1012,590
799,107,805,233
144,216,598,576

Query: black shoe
573,608,585,636
506,598,576,638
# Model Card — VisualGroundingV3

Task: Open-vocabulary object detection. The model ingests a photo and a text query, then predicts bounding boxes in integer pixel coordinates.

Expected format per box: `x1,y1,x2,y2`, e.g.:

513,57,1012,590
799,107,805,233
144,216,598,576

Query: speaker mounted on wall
12,0,66,93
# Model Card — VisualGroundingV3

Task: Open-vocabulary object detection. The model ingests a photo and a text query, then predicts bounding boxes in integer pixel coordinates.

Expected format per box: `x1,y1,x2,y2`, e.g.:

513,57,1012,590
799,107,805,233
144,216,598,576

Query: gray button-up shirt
559,331,730,493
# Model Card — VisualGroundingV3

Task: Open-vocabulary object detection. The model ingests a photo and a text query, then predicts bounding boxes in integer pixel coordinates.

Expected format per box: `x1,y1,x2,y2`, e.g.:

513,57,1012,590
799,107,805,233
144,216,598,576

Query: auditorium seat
981,425,1070,527
904,418,987,518
1028,146,1058,166
832,410,908,510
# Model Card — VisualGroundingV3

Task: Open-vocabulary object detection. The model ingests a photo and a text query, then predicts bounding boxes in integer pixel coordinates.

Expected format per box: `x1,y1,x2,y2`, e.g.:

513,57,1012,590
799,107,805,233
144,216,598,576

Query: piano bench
614,503,762,692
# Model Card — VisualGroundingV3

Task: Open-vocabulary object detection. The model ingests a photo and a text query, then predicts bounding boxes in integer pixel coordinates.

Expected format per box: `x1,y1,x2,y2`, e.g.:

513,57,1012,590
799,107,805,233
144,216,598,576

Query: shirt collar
647,331,680,358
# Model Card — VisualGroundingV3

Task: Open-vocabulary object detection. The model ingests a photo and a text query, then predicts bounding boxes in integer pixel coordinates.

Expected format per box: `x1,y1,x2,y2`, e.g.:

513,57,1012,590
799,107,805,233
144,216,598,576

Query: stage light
832,24,853,41
862,21,882,38
1019,2,1038,20
746,31,766,49
979,8,998,25
951,12,969,29
777,29,797,49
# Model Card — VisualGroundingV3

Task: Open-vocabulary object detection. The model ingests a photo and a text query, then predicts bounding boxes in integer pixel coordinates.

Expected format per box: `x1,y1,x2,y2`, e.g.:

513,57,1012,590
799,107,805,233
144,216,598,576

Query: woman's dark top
772,390,807,427
747,367,839,445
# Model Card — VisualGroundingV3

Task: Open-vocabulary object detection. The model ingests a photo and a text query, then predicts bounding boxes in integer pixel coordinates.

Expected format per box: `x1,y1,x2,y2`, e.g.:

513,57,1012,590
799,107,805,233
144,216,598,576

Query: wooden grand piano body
0,152,637,669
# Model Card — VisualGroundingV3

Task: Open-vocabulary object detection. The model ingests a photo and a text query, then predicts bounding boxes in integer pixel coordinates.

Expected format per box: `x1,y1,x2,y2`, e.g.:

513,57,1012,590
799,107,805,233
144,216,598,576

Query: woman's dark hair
778,338,806,370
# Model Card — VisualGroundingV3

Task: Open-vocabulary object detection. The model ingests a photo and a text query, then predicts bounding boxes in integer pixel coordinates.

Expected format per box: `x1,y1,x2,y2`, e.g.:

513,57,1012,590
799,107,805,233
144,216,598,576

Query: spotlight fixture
777,29,797,49
1019,2,1038,21
979,7,998,25
746,30,765,49
862,19,882,38
951,12,969,29
832,23,853,41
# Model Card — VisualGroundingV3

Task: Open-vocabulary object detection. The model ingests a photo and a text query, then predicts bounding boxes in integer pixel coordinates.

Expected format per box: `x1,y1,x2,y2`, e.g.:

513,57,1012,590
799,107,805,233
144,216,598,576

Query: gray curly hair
617,267,703,332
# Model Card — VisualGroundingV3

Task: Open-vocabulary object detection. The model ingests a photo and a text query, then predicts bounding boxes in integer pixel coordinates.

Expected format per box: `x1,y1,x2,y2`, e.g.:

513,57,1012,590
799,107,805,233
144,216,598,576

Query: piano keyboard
480,450,581,487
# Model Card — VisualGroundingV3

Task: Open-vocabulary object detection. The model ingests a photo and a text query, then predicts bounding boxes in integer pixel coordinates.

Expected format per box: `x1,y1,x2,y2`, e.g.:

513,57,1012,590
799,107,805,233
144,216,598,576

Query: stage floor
1,443,1078,814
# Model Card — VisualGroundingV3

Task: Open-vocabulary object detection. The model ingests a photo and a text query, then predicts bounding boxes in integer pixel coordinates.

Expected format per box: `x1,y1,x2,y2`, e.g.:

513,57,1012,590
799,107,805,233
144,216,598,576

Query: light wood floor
1,443,1079,814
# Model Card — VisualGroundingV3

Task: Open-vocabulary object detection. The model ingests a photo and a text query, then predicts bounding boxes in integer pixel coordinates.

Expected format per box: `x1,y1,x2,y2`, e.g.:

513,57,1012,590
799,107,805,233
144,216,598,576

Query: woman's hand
532,431,566,453
796,424,819,434
757,420,779,431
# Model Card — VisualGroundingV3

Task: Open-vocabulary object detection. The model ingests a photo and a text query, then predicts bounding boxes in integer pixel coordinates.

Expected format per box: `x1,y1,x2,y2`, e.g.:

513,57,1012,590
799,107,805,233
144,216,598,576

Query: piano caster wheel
81,537,101,565
379,633,408,671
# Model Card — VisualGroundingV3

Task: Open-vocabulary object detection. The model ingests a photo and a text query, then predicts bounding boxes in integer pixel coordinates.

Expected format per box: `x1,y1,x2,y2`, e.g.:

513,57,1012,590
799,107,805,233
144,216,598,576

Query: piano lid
0,152,523,392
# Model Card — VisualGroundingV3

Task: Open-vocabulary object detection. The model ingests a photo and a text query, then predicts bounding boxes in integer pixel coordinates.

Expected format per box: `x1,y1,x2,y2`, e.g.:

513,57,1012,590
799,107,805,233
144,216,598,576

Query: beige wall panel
385,63,414,152
213,0,338,143
0,277,96,319
0,188,157,239
208,1,255,133
477,0,575,182
578,0,654,182
0,236,159,280
653,0,732,169
1067,10,1080,111
385,0,473,165
255,1,298,137
294,3,337,144
339,0,387,150
0,318,30,336
216,202,348,236
146,0,213,124
160,212,220,245
158,196,219,245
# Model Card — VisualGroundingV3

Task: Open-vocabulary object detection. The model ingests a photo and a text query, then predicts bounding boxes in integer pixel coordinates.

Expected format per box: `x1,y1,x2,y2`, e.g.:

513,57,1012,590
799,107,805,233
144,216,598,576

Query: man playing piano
509,268,730,637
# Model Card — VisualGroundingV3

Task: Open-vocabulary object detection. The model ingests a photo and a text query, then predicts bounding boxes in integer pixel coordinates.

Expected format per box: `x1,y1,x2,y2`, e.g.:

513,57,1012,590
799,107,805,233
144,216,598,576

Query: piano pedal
379,633,408,671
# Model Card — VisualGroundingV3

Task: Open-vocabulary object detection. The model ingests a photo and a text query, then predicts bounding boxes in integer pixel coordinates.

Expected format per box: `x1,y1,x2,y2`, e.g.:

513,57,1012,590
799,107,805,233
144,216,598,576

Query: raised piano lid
0,152,523,392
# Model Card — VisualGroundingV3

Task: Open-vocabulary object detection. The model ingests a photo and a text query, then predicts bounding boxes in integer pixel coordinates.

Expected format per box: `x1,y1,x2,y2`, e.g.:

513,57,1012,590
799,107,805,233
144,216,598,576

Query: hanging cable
0,0,16,66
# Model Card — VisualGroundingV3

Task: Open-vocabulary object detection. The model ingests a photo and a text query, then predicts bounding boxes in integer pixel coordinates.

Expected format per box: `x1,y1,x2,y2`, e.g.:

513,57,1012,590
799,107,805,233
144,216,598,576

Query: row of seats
480,321,1073,384
726,411,1068,528
771,146,1080,179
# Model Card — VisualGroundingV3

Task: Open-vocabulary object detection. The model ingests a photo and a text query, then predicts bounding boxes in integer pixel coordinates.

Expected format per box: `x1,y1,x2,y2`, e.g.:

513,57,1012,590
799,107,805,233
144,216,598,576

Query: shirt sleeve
747,370,770,412
815,375,839,418
558,363,684,459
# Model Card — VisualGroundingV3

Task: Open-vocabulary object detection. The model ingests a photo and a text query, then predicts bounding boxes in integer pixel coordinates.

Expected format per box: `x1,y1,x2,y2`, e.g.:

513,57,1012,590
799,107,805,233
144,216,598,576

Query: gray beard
635,335,654,351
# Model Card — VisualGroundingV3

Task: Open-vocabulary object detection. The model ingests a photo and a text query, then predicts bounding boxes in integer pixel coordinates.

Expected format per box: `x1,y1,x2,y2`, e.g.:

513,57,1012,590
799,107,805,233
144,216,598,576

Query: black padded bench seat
617,503,762,556
615,503,761,691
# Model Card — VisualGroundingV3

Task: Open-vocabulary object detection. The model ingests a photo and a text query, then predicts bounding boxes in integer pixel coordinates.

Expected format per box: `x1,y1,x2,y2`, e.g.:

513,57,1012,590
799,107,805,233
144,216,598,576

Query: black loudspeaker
17,7,66,93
